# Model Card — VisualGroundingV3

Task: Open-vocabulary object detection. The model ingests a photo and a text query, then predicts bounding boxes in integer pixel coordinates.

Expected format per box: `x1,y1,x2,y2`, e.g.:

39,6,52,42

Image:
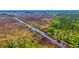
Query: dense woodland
47,16,79,47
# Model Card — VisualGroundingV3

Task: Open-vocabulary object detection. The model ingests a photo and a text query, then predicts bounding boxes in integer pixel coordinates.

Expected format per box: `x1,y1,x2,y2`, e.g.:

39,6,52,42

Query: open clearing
0,16,59,48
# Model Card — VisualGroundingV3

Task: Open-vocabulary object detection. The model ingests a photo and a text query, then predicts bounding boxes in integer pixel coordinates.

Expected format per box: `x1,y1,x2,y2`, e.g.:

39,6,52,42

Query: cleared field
17,16,51,31
0,16,59,48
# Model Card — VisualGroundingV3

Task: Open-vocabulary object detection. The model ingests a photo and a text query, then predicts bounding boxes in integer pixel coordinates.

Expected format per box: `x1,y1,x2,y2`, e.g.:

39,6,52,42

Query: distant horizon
0,10,79,12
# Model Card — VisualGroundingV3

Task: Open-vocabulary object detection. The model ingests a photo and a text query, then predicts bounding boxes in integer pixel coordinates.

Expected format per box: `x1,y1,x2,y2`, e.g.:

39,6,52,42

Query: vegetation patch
47,16,79,48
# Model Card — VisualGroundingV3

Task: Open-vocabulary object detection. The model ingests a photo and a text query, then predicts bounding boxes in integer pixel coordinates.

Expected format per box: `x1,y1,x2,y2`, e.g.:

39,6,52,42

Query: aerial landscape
0,10,79,48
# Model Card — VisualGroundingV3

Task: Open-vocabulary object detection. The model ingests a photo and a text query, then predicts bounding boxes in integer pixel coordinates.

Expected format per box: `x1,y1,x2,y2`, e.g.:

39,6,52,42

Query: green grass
0,39,41,48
